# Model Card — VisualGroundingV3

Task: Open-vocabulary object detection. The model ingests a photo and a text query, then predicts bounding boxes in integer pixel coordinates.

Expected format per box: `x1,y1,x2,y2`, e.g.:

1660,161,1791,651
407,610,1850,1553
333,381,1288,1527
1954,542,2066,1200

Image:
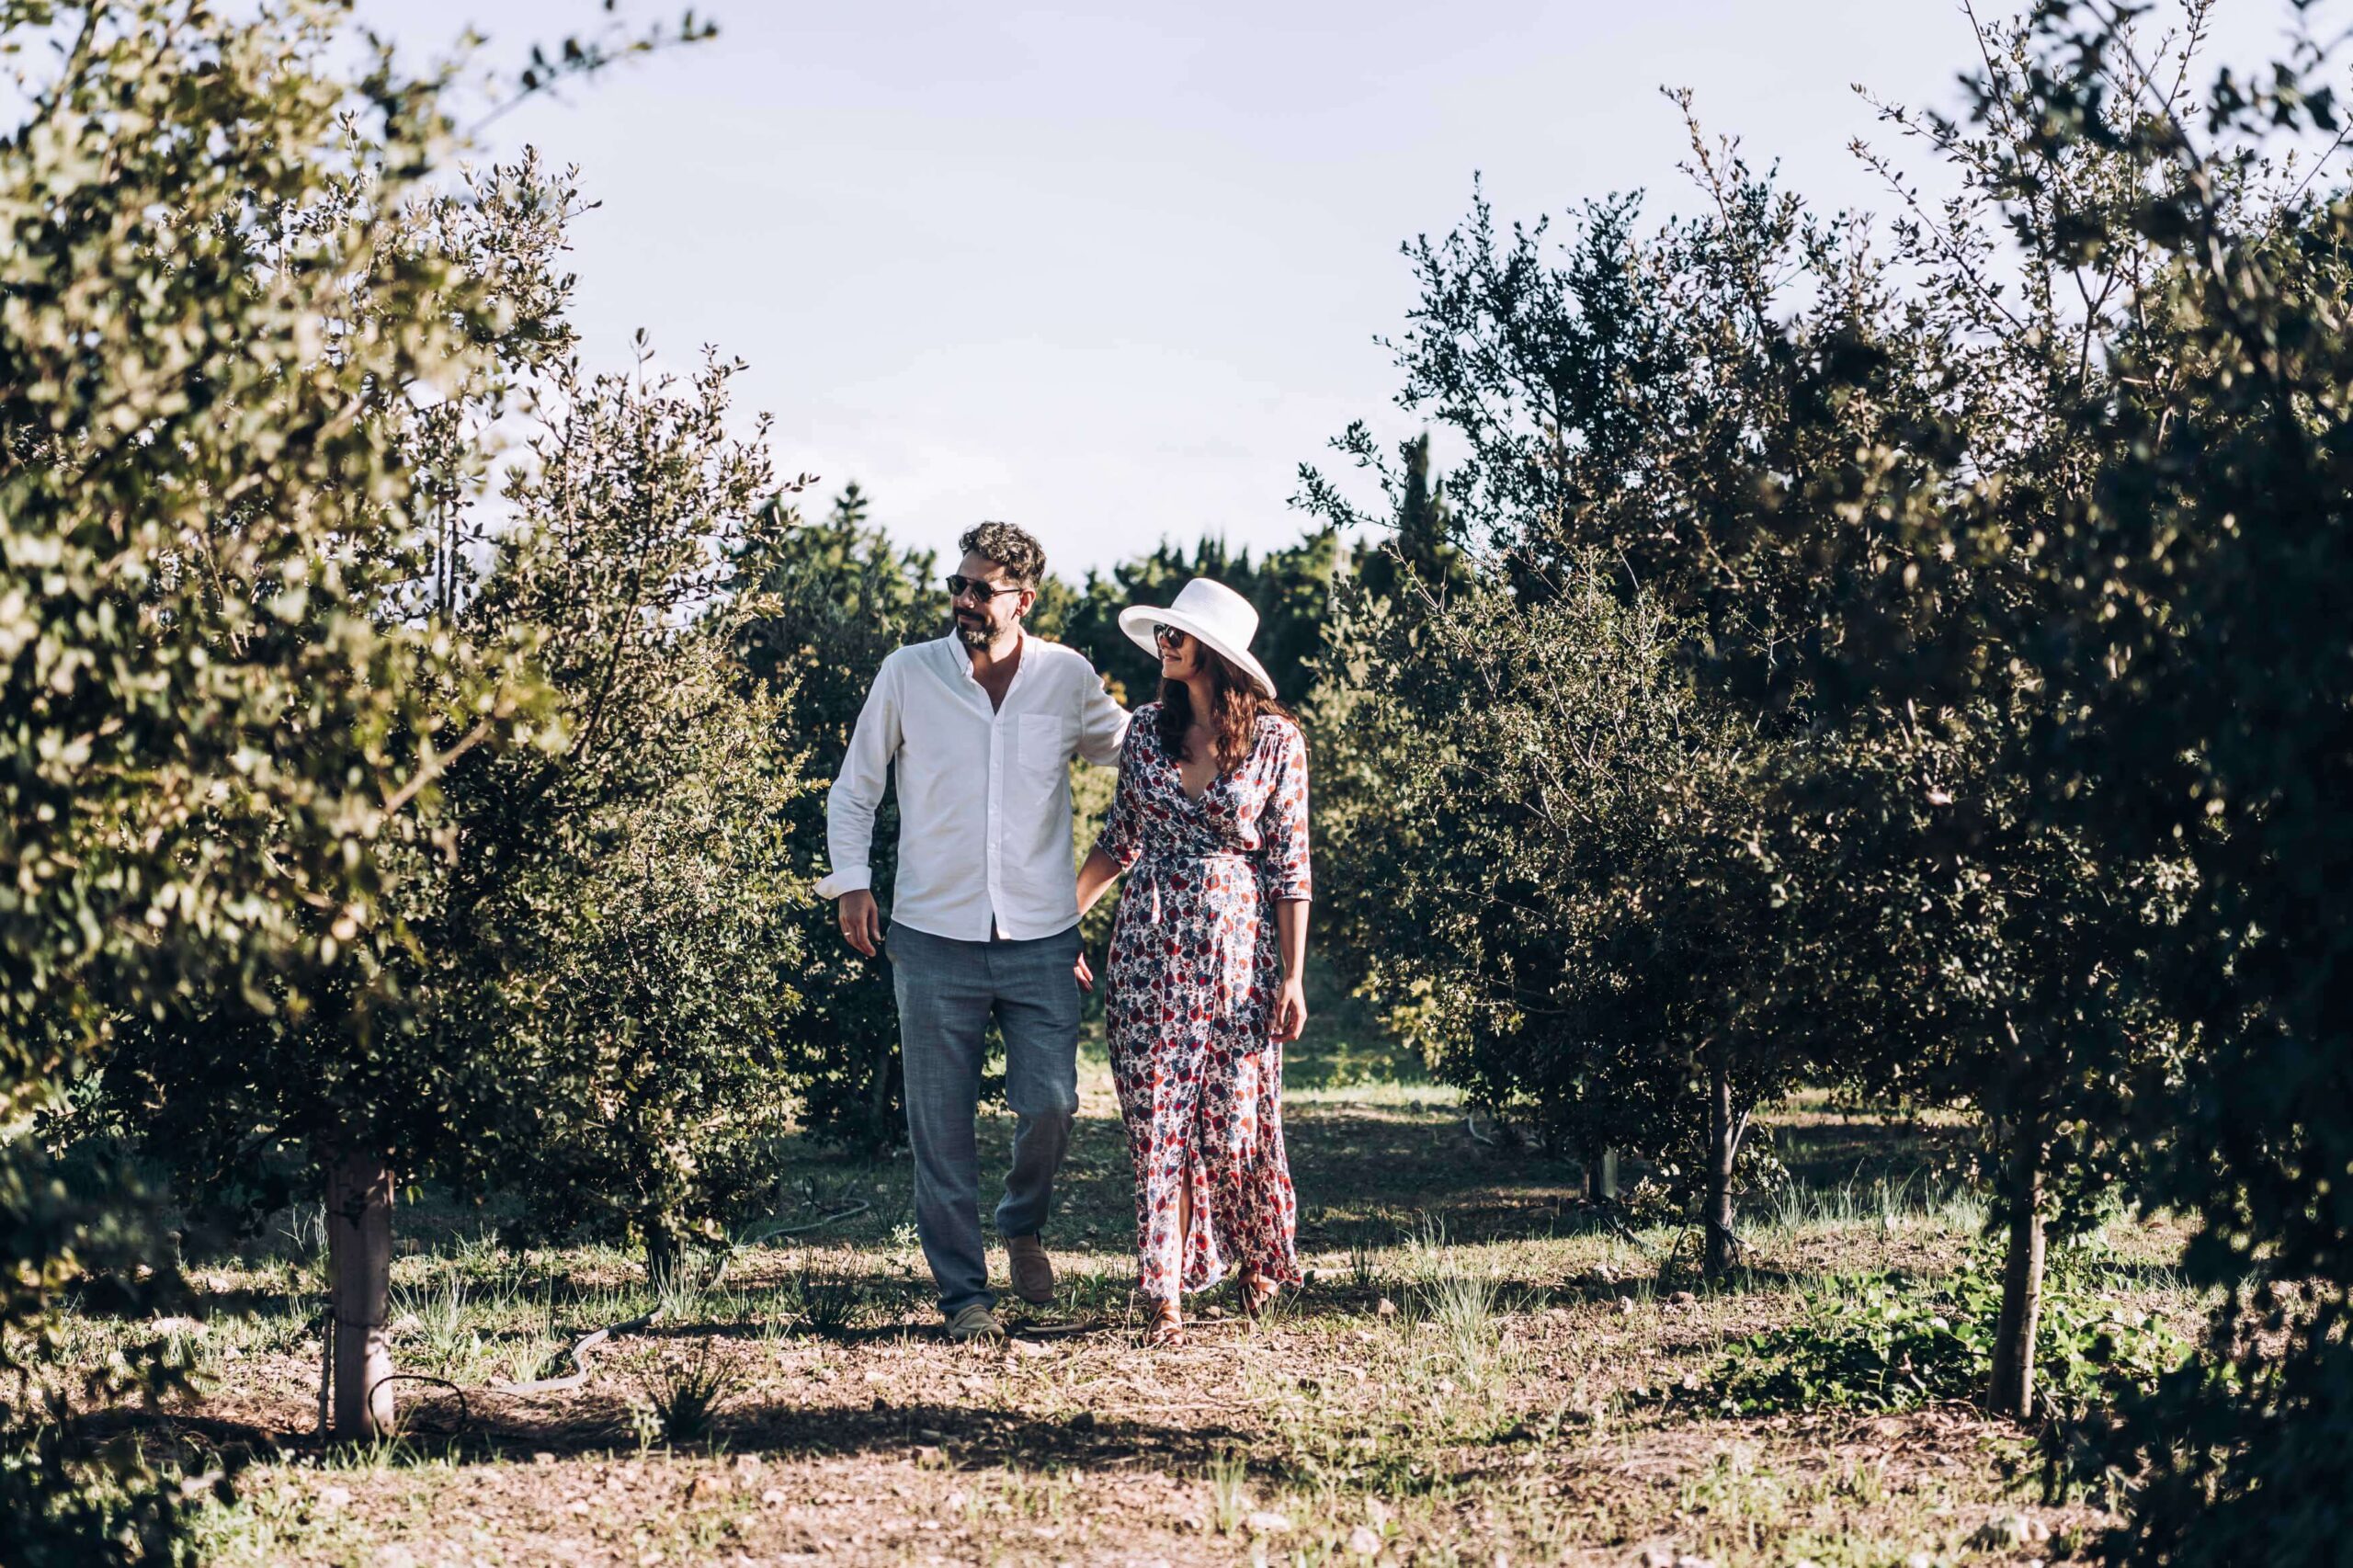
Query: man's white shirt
816,631,1130,941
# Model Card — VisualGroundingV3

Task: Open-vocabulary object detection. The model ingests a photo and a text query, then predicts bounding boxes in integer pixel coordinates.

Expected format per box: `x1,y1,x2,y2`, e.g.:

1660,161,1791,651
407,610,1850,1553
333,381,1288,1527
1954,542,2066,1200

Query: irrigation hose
489,1306,665,1396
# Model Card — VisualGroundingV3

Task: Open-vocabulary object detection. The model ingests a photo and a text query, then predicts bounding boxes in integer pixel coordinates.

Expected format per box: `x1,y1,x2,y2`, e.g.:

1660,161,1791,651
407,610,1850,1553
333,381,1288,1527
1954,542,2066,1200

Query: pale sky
356,1,2307,575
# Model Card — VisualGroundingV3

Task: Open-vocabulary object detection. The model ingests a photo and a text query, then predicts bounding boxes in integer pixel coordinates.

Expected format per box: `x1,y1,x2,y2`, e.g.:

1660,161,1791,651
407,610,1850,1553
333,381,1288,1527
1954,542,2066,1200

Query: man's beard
953,610,995,650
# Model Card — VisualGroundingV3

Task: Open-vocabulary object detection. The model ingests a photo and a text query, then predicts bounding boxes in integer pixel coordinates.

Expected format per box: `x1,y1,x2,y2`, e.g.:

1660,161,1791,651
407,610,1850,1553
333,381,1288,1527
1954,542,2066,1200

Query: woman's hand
1272,973,1309,1043
1074,950,1095,993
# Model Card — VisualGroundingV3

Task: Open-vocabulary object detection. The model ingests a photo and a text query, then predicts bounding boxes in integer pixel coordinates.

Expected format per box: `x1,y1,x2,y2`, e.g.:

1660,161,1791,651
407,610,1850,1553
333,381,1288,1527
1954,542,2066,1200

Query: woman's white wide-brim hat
1118,577,1278,698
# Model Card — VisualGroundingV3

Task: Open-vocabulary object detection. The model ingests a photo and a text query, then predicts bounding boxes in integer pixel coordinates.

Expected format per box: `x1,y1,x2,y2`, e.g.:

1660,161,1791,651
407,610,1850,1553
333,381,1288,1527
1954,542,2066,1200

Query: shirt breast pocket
1017,713,1072,783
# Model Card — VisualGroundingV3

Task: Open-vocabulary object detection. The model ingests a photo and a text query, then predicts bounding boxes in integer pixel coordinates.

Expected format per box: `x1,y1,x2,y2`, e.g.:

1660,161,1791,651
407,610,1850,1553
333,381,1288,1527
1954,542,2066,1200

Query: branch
381,716,495,816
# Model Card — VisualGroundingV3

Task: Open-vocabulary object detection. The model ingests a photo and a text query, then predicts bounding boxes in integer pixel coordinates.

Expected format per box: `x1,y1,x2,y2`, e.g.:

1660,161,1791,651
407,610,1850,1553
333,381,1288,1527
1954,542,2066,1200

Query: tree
430,349,814,1275
1059,532,1342,709
1314,558,1797,1276
1308,59,2215,1402
733,483,948,1145
1345,431,1467,609
1,0,540,1536
109,337,813,1431
1302,144,1942,1280
1931,4,2353,1555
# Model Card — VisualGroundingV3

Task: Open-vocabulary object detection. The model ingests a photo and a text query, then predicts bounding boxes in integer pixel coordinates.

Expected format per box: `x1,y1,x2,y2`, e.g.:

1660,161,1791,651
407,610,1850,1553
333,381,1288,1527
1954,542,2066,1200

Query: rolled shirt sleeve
1075,670,1131,767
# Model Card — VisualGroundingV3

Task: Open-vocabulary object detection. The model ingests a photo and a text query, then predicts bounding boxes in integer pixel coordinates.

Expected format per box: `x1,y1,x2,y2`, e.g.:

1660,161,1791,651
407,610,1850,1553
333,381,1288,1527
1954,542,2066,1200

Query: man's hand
838,889,883,957
1074,949,1095,993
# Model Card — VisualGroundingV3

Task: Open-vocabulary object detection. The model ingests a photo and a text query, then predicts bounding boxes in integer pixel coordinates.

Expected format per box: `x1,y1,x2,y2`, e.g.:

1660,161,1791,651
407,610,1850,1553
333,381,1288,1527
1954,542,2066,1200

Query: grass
61,1030,2201,1568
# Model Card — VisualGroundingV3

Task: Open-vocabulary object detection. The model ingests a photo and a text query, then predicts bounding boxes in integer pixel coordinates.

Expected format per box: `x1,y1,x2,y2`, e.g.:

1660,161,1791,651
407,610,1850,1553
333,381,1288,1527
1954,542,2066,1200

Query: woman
1075,577,1311,1346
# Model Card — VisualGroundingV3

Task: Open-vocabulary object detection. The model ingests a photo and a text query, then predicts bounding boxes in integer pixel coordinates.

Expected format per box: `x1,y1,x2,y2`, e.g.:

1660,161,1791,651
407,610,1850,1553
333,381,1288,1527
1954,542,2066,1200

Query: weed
1705,1238,2187,1416
1426,1267,1502,1390
1347,1228,1381,1294
274,1202,327,1261
159,1319,220,1381
1207,1448,1251,1536
652,1248,726,1324
628,1341,736,1446
1677,1443,1788,1558
392,1273,474,1364
785,1262,866,1337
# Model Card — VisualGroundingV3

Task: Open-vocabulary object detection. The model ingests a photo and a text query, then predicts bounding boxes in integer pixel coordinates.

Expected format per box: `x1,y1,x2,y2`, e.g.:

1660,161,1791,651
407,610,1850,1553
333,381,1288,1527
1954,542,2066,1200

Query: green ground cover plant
1707,1239,2189,1419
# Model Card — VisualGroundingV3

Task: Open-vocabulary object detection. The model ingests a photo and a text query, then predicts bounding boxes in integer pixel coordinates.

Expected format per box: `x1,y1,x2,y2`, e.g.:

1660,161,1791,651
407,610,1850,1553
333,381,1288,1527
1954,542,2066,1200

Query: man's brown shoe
1006,1233,1053,1306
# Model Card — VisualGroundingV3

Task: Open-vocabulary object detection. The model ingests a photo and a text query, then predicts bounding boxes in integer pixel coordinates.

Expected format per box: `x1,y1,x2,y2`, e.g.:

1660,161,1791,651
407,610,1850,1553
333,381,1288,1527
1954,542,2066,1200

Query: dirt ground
70,1038,2188,1567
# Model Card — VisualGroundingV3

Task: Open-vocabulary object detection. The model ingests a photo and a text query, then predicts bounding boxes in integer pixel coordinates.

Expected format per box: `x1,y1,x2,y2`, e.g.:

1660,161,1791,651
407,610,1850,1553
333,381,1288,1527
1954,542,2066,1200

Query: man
816,521,1129,1341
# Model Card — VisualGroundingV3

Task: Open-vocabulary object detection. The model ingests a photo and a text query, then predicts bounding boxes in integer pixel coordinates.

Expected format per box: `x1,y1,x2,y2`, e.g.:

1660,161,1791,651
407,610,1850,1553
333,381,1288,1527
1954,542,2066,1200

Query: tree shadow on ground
81,1395,1254,1477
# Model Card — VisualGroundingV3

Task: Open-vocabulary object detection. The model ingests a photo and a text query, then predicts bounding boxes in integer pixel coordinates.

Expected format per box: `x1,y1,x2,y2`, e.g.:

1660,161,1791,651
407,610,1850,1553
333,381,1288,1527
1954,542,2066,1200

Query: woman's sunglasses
1152,623,1191,649
945,574,1024,601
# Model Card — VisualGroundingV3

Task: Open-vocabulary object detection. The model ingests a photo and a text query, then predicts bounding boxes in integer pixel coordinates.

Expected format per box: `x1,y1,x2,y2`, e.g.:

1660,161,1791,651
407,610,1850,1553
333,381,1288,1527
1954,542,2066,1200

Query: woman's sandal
1239,1267,1279,1320
1145,1300,1185,1346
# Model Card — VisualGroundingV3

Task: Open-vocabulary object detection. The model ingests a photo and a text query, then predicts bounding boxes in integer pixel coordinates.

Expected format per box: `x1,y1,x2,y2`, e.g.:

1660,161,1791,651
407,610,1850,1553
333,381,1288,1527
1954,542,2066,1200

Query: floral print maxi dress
1096,703,1311,1302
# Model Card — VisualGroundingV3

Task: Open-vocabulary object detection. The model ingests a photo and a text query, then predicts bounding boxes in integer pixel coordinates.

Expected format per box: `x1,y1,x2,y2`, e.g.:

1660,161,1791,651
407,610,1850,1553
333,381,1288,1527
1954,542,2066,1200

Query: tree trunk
327,1149,396,1440
646,1218,677,1285
1988,1120,2047,1420
1585,1146,1619,1203
1703,1049,1737,1281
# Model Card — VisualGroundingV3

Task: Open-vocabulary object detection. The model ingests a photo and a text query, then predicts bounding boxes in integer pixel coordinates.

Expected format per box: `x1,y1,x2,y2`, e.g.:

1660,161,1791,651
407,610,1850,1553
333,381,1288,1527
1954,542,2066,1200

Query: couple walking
816,521,1310,1346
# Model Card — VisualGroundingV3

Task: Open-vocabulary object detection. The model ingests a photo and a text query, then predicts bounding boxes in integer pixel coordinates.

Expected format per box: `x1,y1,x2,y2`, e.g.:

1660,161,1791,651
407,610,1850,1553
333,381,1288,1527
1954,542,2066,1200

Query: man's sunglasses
1152,623,1192,649
946,574,1024,601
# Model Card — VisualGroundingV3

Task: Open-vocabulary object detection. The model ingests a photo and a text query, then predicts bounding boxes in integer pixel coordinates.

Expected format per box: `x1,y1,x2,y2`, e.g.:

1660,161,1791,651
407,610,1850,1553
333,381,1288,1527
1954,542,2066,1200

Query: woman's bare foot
1145,1298,1185,1346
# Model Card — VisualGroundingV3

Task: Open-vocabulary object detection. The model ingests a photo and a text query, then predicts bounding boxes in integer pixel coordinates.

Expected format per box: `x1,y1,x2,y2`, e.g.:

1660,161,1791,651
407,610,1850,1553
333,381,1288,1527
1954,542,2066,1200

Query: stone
1245,1510,1293,1535
1347,1525,1384,1560
1375,1298,1398,1319
1968,1513,2051,1551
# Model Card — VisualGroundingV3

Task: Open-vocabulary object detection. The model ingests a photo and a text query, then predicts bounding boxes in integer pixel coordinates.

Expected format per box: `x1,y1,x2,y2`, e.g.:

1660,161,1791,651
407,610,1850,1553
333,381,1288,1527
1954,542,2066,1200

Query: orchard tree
1314,559,1796,1277
1928,2,2353,1555
17,0,725,1447
733,483,947,1145
109,342,813,1432
0,0,547,1538
1303,140,1942,1279
429,348,814,1277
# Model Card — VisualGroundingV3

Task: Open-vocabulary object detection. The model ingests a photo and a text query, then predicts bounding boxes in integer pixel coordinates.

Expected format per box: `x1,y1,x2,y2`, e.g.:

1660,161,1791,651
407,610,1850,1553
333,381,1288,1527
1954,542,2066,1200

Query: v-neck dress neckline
1155,723,1225,806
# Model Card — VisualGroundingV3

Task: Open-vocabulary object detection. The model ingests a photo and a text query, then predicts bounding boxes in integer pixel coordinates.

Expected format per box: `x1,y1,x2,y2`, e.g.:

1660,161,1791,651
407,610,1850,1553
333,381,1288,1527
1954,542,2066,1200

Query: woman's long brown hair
1156,644,1297,776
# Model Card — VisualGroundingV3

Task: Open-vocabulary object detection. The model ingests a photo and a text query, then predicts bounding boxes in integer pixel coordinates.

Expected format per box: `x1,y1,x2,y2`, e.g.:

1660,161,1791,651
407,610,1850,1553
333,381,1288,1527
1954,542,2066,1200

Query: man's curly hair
959,521,1047,588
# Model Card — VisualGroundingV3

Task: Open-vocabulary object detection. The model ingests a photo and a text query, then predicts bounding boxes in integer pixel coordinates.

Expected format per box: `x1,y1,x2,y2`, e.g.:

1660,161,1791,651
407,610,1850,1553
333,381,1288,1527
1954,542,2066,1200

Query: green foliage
1057,531,1340,708
0,0,547,1551
1936,5,2353,1558
1708,1242,2186,1420
1306,554,1796,1261
734,483,947,1144
627,1342,736,1448
435,349,813,1263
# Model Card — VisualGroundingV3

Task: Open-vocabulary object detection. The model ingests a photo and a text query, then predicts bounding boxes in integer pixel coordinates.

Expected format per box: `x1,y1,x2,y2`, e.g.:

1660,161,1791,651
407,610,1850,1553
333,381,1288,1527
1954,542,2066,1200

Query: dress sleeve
1091,716,1147,871
1260,721,1312,901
